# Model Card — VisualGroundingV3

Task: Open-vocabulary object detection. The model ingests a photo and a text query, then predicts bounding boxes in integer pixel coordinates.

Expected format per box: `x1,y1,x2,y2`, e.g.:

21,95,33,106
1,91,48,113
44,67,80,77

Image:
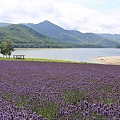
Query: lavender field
0,60,120,120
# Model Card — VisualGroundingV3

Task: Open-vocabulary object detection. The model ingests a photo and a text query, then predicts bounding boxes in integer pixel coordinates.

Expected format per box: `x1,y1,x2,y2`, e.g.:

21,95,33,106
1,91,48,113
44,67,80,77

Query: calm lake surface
9,48,120,63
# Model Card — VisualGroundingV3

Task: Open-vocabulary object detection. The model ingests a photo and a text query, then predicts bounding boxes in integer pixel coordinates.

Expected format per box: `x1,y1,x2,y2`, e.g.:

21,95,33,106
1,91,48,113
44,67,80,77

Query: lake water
8,48,120,63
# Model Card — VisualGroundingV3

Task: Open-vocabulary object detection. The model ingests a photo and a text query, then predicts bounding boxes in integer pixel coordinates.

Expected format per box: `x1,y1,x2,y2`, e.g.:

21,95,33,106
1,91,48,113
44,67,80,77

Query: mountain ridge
0,20,120,48
0,24,68,48
24,20,119,47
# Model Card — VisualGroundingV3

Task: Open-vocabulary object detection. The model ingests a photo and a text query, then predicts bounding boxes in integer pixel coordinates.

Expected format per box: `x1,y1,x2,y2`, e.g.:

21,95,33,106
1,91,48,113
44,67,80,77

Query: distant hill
0,20,120,48
0,23,11,27
0,24,68,48
24,21,87,47
98,33,120,42
98,33,120,48
25,20,119,48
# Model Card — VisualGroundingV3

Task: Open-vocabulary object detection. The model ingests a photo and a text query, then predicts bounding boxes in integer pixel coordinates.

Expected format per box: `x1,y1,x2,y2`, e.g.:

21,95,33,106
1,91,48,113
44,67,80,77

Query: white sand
94,56,120,65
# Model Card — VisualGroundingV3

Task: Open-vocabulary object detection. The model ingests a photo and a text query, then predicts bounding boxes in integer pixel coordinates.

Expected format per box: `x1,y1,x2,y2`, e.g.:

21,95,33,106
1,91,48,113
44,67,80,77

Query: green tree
6,39,14,58
0,42,8,58
0,39,14,58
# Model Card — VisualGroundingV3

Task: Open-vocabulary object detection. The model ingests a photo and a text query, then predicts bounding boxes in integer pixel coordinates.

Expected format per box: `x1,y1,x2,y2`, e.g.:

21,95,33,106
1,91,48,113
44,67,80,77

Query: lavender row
0,60,120,119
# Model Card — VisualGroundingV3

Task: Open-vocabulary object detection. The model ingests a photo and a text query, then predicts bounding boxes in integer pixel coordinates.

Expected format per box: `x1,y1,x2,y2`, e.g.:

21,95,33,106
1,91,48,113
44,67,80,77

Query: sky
0,0,120,34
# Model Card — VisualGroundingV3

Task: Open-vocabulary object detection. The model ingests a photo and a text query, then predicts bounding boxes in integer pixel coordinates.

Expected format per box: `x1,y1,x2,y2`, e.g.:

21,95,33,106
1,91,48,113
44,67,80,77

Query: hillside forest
0,21,120,48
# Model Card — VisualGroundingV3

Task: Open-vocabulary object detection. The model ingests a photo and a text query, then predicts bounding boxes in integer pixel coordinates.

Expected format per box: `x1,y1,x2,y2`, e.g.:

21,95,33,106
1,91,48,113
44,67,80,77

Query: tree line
0,39,14,58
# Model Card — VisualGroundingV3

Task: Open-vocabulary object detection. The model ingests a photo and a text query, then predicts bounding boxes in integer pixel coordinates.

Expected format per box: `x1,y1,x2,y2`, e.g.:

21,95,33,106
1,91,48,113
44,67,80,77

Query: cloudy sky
0,0,120,33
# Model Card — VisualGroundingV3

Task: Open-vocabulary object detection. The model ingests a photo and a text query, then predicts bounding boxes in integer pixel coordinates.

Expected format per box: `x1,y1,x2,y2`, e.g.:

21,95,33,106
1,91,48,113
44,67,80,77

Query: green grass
14,94,29,108
0,57,87,64
15,96,59,119
0,57,14,60
37,102,59,119
63,89,87,105
3,92,13,101
25,58,77,63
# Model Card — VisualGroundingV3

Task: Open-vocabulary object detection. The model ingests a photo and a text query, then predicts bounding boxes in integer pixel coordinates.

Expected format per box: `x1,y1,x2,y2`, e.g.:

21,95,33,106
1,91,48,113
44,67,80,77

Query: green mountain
25,20,118,48
24,21,88,47
98,33,120,42
0,24,69,48
0,21,120,48
98,33,120,48
0,23,11,27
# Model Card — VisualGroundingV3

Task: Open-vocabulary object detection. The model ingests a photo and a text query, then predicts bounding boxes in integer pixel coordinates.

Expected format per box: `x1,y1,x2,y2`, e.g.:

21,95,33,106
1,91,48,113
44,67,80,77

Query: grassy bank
0,57,86,64
25,58,78,63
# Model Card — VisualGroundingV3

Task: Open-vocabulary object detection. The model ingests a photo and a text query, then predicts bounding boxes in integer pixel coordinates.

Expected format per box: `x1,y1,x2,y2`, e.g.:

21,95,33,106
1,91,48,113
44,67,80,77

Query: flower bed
0,60,120,119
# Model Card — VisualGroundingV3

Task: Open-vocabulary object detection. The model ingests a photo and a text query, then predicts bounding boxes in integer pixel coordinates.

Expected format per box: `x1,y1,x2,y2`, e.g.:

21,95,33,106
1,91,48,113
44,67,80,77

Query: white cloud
50,1,120,33
0,0,120,33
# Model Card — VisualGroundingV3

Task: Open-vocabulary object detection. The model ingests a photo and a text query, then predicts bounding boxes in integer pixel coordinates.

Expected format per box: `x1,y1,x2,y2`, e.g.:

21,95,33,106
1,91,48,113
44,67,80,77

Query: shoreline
1,56,120,65
94,56,120,65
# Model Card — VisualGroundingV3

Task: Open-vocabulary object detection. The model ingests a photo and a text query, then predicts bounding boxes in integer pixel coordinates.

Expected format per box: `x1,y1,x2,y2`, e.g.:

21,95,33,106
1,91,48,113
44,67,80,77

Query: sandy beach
94,56,120,65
